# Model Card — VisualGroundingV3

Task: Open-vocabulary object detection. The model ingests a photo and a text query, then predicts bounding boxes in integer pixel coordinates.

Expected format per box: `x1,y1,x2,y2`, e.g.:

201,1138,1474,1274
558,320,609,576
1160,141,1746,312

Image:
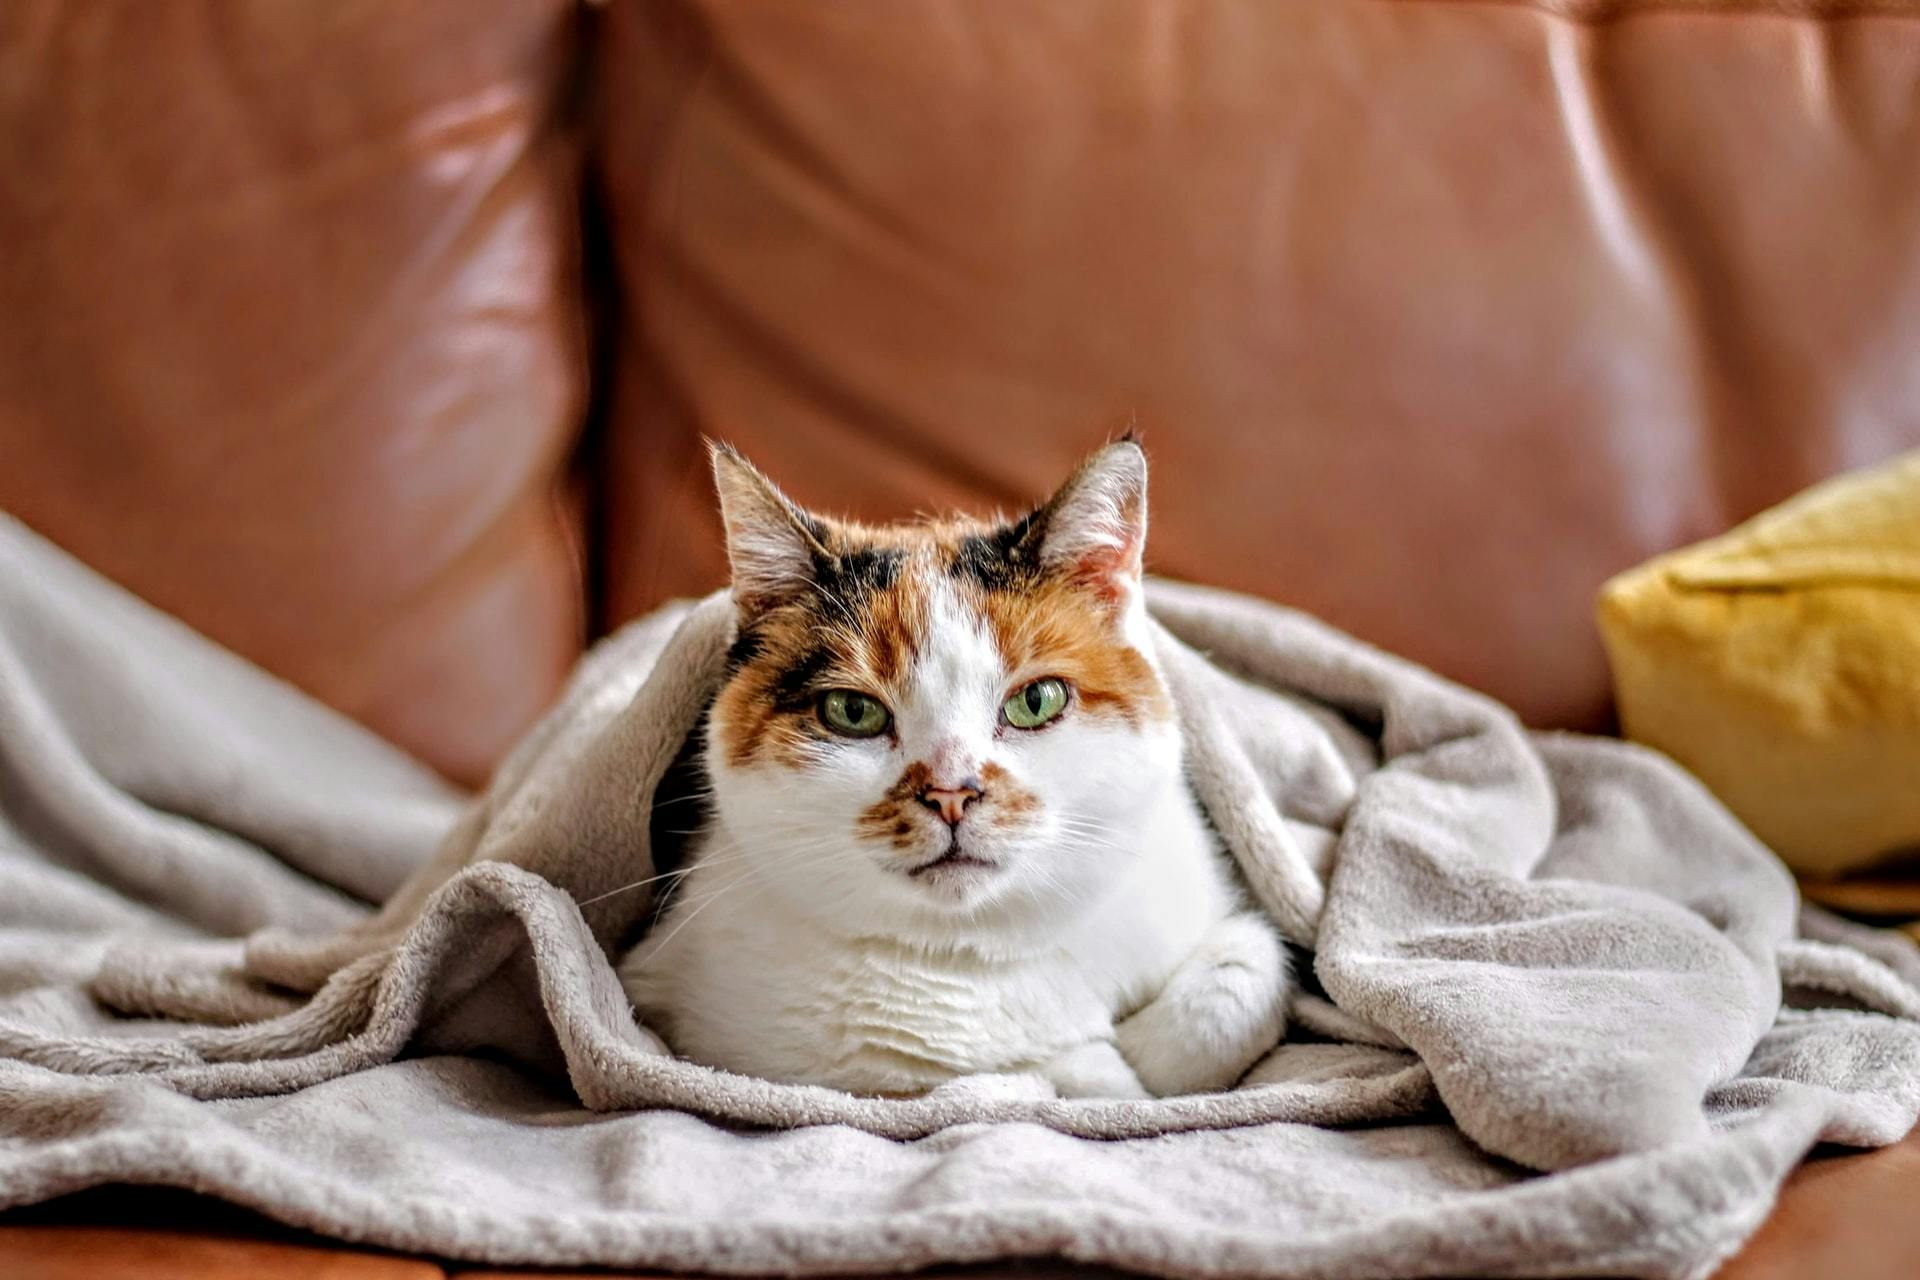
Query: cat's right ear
710,443,829,618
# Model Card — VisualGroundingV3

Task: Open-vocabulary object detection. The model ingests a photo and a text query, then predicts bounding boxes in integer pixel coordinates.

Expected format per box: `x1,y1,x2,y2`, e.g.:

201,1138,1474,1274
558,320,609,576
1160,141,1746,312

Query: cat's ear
710,442,830,618
1023,438,1148,604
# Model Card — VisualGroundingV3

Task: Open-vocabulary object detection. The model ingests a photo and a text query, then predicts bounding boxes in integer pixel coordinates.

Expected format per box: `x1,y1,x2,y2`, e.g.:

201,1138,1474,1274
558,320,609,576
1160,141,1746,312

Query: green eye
1003,677,1069,729
819,689,892,738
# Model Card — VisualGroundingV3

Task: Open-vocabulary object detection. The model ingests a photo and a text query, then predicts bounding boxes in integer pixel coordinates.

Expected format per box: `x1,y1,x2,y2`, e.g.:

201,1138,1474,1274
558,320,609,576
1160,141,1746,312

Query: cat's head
701,439,1186,940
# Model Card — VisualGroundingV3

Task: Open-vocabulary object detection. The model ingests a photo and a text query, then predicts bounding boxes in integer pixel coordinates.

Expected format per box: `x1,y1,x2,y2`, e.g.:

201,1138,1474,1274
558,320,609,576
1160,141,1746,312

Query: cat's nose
918,780,983,827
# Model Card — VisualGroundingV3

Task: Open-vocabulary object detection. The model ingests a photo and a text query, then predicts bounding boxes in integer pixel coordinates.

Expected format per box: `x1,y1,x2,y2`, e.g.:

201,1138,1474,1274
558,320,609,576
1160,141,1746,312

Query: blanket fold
4,510,1919,1280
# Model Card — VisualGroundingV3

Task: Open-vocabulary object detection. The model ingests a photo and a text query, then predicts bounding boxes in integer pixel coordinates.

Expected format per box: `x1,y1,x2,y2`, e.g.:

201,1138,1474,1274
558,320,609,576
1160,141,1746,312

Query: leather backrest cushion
591,0,1920,731
0,0,587,787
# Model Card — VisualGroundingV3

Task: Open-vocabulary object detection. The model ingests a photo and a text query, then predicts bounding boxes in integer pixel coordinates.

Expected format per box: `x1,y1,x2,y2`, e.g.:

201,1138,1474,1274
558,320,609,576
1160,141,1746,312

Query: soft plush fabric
1598,449,1920,879
4,512,1920,1280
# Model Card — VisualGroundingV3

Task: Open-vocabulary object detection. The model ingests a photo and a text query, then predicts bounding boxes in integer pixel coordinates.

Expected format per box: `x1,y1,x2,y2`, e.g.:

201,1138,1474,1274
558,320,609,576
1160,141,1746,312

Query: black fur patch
769,643,837,713
814,544,904,601
949,513,1044,591
725,626,767,672
729,544,903,680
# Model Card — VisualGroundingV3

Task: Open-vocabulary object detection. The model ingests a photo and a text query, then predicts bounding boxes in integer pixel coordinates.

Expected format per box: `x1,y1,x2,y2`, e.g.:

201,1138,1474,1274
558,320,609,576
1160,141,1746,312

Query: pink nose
918,782,983,827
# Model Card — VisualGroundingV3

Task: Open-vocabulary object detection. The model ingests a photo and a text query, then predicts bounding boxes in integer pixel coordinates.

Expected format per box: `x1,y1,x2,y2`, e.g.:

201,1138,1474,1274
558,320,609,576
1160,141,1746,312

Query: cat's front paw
1116,911,1291,1096
1037,1039,1152,1099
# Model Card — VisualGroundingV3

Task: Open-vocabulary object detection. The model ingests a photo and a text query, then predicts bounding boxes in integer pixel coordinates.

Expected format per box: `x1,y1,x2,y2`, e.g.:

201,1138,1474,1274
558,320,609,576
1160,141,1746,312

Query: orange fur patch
855,760,1043,853
977,578,1170,728
857,761,935,849
979,761,1040,819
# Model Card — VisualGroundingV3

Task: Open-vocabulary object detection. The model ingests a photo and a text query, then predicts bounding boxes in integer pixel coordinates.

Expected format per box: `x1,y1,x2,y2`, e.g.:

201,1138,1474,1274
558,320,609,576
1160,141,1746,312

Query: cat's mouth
904,836,1001,880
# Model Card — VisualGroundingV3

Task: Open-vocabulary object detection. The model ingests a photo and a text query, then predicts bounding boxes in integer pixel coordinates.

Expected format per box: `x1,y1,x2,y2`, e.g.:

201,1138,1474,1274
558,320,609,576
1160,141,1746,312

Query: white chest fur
620,786,1237,1096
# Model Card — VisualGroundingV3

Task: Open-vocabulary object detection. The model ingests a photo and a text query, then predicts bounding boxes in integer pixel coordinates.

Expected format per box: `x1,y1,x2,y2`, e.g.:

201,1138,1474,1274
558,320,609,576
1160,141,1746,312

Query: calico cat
619,440,1289,1098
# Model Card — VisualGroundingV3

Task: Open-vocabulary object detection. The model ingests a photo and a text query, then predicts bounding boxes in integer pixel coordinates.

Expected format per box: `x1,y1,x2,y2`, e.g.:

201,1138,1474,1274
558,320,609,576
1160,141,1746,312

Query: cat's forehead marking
946,518,1041,593
840,557,923,687
906,571,1005,705
814,543,906,607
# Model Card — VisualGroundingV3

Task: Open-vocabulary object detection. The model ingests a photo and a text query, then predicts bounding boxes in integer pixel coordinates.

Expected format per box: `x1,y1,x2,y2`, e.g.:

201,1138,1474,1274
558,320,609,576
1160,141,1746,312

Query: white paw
1116,912,1291,1096
1038,1039,1152,1099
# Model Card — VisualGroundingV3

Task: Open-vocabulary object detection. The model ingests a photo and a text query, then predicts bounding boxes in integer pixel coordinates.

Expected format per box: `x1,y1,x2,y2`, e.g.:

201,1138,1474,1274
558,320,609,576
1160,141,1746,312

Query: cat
618,439,1290,1099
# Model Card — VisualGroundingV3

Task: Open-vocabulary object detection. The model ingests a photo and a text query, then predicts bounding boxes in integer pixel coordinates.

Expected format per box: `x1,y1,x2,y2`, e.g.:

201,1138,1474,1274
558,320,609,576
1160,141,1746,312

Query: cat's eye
818,689,892,738
1003,677,1070,730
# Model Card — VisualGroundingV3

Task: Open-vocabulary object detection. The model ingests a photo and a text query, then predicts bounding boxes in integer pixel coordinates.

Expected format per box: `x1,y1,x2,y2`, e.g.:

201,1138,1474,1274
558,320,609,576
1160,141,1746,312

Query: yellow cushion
1597,450,1920,878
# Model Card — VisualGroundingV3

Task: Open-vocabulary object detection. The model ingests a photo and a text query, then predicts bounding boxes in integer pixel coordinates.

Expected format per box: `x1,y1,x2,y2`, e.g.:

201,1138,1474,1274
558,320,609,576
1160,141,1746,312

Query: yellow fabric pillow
1597,450,1920,878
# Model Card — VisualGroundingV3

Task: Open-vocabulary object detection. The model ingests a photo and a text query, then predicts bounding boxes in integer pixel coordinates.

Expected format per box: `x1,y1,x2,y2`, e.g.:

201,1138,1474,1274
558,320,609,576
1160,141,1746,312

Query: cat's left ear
709,442,832,620
1025,438,1147,606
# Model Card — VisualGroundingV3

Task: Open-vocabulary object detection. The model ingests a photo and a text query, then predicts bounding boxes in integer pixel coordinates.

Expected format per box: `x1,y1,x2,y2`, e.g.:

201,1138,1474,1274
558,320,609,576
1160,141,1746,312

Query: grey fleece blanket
3,512,1920,1280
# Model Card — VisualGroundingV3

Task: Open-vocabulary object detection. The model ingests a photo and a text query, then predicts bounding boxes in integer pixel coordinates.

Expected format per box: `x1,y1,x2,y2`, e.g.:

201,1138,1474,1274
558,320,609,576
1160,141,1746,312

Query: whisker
580,824,885,910
634,839,831,960
648,791,716,811
575,864,702,907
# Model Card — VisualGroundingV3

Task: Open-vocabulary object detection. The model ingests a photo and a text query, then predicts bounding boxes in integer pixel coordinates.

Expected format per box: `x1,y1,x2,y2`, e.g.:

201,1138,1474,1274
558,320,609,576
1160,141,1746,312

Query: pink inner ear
1065,536,1143,606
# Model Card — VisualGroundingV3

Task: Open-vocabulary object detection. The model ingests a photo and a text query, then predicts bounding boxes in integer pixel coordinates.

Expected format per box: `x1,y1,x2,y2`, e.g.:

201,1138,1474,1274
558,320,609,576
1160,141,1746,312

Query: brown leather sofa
4,2,1919,1276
